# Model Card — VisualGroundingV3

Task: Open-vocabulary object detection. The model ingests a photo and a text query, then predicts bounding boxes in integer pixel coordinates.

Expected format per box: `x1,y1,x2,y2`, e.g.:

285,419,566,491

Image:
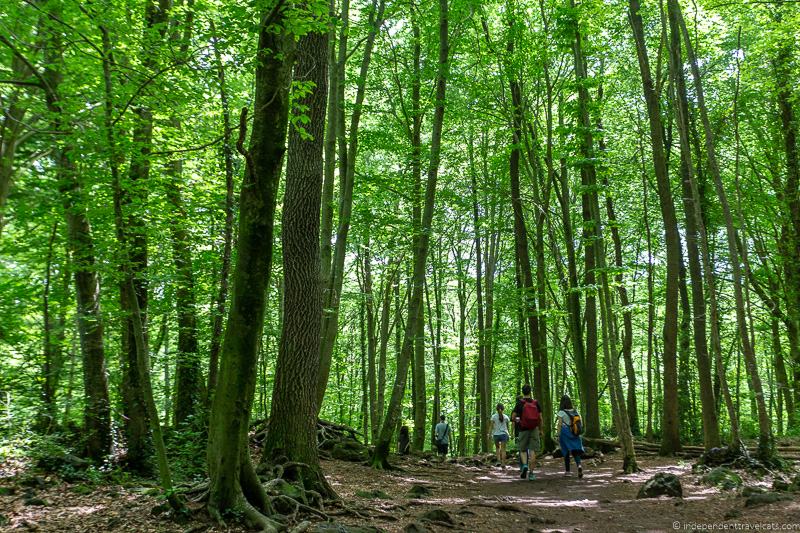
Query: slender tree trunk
41,221,63,432
665,0,720,448
506,13,547,447
371,0,448,468
361,234,379,442
207,20,236,405
678,1,771,457
166,171,202,426
29,10,112,460
317,0,388,408
469,135,489,453
628,0,682,455
206,8,293,525
456,245,468,456
0,53,29,238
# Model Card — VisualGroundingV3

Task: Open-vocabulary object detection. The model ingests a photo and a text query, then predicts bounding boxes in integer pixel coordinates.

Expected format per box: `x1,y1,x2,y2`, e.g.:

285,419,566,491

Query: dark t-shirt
512,397,542,432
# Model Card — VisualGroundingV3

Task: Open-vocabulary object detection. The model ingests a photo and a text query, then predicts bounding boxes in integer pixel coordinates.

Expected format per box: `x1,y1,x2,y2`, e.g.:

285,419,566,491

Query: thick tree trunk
262,26,333,497
371,0,448,468
627,0,682,455
206,9,293,526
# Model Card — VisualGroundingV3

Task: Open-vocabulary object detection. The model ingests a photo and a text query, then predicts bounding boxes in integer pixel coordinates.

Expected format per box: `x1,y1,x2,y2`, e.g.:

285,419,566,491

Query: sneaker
564,471,572,477
528,472,536,481
578,466,583,479
520,465,528,479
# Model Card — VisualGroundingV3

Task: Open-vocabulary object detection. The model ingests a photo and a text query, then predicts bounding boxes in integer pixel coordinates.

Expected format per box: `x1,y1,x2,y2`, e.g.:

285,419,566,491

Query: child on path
511,384,542,481
490,403,510,468
557,394,585,478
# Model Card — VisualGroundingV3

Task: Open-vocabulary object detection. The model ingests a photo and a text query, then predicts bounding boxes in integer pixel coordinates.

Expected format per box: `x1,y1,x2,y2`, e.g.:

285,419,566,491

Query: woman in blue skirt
557,395,585,478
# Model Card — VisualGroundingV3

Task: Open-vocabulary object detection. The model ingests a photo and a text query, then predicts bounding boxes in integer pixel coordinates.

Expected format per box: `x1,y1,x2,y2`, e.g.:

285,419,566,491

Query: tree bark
627,0,682,455
262,26,332,498
666,0,720,449
206,7,293,525
371,0,448,468
206,20,236,406
678,0,771,457
317,0,388,408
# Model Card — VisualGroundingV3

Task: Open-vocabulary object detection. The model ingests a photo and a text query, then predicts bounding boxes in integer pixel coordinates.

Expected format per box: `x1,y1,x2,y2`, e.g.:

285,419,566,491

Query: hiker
490,403,510,468
511,384,542,481
434,414,451,464
398,425,410,455
557,394,585,478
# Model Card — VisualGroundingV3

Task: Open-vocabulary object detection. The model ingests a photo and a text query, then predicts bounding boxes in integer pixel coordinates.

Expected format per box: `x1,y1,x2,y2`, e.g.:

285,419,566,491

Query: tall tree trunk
371,0,448,468
102,28,182,507
21,8,113,460
41,221,64,432
317,0,387,408
572,1,638,470
167,175,202,426
361,234,379,442
553,104,587,424
206,7,293,525
262,26,332,499
666,0,720,449
506,12,547,447
206,20,236,405
455,243,468,456
677,1,771,457
469,135,489,453
627,0,682,455
0,52,29,238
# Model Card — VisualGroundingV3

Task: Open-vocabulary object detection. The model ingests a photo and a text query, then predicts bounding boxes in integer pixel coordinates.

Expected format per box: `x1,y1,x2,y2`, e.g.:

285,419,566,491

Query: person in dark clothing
398,425,410,455
511,384,543,481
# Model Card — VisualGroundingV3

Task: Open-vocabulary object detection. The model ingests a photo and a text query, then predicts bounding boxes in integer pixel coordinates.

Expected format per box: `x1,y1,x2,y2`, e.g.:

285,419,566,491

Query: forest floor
2,451,799,532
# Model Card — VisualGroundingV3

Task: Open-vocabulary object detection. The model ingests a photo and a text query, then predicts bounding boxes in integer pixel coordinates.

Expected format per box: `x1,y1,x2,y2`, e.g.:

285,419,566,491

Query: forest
1,0,800,530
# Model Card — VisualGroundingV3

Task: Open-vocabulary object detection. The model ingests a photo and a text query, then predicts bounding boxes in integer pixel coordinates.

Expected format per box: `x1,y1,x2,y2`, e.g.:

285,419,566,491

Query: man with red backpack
511,384,542,481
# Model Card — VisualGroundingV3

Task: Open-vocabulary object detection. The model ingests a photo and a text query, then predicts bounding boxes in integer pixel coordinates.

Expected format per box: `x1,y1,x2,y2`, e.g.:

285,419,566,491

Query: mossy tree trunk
206,7,293,527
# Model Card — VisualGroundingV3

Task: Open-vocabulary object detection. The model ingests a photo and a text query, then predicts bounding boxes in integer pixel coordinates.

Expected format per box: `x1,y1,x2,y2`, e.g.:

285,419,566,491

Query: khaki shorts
517,427,541,454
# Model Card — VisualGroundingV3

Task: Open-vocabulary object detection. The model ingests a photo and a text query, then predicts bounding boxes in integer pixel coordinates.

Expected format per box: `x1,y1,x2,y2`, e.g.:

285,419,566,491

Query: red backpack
520,399,541,430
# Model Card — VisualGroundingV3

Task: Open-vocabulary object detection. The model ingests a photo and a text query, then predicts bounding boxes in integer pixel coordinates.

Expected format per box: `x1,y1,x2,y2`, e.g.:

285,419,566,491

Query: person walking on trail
511,384,542,481
434,415,451,464
490,403,510,468
557,394,585,478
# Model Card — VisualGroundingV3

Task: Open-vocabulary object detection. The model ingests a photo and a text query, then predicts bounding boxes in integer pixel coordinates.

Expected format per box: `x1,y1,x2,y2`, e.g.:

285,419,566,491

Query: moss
702,467,743,490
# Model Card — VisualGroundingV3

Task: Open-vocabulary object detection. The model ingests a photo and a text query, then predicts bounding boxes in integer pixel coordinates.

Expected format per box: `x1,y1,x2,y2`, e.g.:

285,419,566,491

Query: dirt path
328,454,800,532
2,454,798,532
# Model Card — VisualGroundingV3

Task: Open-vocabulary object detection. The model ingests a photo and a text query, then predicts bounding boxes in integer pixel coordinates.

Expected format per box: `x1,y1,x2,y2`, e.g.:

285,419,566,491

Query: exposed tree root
328,499,371,519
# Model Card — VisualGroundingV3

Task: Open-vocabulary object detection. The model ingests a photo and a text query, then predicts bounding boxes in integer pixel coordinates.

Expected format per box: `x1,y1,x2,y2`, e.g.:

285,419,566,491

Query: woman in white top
490,403,510,468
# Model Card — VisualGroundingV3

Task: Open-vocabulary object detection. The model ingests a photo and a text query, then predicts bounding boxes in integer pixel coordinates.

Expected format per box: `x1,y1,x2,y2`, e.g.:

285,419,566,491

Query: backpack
520,399,541,430
436,424,450,445
567,409,584,436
